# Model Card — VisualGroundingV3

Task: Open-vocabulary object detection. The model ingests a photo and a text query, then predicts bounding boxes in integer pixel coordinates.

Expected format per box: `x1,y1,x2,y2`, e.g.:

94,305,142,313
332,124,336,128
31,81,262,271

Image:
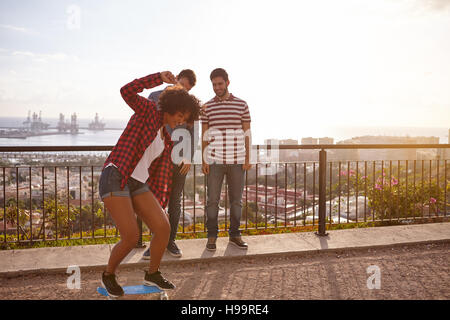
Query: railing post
136,217,145,248
316,149,329,237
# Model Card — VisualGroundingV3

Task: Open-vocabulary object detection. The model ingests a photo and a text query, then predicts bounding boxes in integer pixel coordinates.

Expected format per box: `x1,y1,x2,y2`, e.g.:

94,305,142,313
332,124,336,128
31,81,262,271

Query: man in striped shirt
201,68,252,250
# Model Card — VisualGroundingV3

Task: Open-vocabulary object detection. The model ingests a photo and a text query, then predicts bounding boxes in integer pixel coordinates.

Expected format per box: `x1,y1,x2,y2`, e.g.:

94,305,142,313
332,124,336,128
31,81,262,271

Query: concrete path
0,222,449,275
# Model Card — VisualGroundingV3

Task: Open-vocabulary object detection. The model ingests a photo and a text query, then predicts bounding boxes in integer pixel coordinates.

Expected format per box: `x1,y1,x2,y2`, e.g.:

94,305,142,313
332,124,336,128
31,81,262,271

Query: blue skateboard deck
97,285,168,299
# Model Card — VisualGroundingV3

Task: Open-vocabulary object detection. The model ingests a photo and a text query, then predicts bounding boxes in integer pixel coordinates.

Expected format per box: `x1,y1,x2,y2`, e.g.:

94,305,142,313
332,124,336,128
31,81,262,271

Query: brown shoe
206,237,217,251
229,236,248,250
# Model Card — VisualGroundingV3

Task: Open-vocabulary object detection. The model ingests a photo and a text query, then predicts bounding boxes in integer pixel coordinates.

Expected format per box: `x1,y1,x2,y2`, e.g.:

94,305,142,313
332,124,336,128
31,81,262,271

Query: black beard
216,88,229,98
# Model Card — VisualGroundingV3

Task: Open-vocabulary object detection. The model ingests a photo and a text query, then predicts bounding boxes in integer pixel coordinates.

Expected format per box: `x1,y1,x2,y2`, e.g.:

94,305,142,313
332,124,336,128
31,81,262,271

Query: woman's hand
178,159,191,175
179,163,191,175
160,71,177,84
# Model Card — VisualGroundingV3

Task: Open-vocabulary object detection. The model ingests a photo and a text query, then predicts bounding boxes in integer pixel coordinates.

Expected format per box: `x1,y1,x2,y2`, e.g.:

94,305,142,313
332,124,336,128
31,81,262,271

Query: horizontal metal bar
273,144,450,150
0,144,449,153
0,146,113,152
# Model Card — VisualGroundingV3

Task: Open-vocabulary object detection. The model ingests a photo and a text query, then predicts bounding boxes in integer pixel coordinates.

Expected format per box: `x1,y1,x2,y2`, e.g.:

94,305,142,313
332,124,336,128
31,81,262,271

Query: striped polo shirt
201,93,251,164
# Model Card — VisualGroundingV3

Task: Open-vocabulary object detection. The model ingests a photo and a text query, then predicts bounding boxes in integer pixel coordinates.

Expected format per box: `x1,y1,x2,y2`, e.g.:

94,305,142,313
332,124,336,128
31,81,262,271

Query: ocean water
0,129,122,147
0,117,127,128
0,117,448,146
0,117,126,147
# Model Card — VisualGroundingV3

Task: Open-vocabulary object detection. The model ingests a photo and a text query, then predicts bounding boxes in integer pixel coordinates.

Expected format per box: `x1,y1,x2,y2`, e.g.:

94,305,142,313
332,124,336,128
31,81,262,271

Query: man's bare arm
202,122,210,174
242,121,252,170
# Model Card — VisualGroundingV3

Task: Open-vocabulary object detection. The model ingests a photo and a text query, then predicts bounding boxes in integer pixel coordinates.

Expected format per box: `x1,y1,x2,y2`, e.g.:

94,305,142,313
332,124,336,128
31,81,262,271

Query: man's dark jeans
206,164,245,239
168,164,187,242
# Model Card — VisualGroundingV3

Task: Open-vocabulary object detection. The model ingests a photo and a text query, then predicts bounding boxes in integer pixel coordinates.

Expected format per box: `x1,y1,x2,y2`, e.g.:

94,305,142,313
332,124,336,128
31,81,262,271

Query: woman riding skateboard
98,71,201,298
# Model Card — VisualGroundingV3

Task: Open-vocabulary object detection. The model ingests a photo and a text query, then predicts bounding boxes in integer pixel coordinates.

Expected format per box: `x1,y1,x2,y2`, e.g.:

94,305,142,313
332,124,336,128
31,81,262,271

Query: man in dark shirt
142,69,198,258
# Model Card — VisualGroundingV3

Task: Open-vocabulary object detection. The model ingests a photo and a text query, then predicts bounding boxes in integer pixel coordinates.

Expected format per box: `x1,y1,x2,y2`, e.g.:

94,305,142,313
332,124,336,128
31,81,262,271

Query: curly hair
158,85,201,123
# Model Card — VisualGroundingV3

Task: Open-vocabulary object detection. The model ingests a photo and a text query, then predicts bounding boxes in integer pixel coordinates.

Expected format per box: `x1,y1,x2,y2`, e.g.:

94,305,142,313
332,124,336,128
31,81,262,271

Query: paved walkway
1,222,449,275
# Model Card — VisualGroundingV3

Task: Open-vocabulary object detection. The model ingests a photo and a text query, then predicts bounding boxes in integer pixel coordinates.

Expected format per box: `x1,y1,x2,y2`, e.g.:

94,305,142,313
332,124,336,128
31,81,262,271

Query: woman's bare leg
132,191,170,273
103,196,140,275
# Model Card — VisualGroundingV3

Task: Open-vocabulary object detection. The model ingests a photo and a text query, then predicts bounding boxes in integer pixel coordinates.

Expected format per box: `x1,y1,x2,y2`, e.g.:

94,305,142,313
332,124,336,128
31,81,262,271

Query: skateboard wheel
160,292,169,300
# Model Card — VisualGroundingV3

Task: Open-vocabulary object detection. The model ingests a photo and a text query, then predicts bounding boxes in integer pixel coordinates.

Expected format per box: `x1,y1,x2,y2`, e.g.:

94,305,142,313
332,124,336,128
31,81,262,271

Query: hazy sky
0,0,449,142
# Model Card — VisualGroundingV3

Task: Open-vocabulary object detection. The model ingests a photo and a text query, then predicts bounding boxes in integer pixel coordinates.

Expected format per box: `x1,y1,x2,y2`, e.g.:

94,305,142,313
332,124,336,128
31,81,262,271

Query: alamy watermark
171,126,281,176
66,265,81,289
66,4,81,30
366,265,381,290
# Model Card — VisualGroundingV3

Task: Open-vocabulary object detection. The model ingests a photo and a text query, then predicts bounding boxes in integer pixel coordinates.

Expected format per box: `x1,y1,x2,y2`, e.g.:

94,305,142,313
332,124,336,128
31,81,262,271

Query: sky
0,0,449,143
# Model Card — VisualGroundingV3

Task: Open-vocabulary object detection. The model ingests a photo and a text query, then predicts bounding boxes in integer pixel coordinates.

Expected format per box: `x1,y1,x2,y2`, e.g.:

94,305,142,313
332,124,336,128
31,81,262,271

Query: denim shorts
98,165,150,200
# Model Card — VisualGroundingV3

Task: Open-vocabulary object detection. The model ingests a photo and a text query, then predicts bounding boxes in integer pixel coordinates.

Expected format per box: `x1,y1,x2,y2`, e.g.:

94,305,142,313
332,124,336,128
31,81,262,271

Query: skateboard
97,285,169,300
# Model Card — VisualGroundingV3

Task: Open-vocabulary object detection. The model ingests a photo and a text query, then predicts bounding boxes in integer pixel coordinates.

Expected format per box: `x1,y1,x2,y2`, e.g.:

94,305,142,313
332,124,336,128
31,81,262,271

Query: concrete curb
1,222,449,277
2,238,449,279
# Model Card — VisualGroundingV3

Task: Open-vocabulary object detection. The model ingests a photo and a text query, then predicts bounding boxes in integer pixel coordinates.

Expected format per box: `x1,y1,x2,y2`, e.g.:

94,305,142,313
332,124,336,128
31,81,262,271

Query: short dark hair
177,69,196,87
158,85,201,123
210,68,229,82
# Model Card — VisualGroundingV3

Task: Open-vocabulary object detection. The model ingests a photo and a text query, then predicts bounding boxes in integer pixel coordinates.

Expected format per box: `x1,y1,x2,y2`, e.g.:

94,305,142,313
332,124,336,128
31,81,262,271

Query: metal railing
0,144,449,247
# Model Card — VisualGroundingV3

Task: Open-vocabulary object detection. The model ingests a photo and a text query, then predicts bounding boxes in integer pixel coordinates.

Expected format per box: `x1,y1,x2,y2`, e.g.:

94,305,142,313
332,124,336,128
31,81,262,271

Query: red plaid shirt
103,73,174,208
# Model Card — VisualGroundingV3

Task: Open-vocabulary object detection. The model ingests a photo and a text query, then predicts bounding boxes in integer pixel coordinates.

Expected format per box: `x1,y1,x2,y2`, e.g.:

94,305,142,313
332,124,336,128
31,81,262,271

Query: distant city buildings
336,135,440,161
263,133,447,161
437,128,450,160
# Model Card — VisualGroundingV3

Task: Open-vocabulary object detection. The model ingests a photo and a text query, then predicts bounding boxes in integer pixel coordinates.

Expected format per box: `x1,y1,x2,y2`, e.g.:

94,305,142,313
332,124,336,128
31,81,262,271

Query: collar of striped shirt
213,93,235,102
